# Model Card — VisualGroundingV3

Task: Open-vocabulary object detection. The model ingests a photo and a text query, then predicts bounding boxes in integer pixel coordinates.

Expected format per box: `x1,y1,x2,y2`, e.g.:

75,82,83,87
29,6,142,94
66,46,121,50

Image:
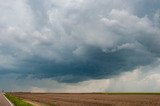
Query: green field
5,93,33,106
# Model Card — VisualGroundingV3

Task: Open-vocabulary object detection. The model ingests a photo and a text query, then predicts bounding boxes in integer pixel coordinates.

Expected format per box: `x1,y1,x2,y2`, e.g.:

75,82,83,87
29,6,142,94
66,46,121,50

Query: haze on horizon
0,0,160,92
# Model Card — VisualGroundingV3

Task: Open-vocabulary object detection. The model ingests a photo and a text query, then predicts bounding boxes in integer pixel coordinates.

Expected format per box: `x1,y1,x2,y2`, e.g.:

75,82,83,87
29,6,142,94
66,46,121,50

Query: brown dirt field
9,93,160,106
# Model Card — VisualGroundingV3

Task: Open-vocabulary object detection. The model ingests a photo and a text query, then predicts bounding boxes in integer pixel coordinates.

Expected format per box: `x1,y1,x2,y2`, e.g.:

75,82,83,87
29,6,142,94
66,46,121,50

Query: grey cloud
1,61,160,92
0,0,160,85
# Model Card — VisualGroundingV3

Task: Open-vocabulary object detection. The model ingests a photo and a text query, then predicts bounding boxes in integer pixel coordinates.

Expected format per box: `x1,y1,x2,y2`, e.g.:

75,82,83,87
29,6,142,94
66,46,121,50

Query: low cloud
1,61,160,92
0,0,160,91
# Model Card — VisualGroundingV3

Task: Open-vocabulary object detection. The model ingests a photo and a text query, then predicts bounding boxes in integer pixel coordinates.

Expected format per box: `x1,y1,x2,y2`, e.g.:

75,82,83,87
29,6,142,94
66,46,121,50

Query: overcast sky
0,0,160,92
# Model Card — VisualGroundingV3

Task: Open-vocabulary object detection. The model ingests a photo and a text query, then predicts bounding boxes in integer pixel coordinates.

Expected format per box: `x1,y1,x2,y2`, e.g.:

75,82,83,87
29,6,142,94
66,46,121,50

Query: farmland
9,92,160,106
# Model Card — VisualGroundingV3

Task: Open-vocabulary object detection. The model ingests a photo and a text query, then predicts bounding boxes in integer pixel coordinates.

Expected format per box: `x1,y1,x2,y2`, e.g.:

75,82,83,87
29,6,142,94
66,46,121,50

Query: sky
0,0,160,92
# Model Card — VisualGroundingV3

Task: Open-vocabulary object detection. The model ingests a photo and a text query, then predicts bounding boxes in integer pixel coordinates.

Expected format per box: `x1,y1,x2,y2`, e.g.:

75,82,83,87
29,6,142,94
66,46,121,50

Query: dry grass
9,92,160,106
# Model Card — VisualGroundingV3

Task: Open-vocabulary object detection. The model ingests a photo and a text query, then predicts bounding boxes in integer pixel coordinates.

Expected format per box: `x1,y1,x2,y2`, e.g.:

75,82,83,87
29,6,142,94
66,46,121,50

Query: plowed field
10,93,160,106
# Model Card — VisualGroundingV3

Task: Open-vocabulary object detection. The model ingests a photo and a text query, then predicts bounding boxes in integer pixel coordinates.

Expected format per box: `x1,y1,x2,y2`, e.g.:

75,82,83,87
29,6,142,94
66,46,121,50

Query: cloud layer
1,61,160,92
0,0,160,91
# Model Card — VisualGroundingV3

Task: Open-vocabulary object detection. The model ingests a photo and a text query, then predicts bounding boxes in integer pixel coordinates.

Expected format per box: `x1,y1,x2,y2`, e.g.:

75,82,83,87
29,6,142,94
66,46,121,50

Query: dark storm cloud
0,0,160,83
15,45,157,83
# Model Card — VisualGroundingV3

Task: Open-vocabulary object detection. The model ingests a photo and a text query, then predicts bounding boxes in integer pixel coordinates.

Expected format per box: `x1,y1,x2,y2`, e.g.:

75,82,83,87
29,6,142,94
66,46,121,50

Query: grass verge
4,93,33,106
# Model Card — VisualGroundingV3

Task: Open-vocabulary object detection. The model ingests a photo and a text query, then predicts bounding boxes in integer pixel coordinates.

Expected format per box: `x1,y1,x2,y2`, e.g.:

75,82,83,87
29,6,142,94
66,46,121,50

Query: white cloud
0,0,160,91
107,61,160,92
0,0,159,65
30,87,48,93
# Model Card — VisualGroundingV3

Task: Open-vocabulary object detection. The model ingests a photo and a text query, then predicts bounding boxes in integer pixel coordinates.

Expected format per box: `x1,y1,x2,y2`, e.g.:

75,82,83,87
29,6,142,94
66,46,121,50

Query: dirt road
0,93,12,106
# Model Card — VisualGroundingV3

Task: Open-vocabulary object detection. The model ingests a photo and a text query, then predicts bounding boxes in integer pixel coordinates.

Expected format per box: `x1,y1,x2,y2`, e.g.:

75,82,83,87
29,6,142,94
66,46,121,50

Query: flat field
9,92,160,106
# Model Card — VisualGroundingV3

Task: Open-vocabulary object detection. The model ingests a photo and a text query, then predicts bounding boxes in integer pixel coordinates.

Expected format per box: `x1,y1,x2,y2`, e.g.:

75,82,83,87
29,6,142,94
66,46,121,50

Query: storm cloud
0,0,160,91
